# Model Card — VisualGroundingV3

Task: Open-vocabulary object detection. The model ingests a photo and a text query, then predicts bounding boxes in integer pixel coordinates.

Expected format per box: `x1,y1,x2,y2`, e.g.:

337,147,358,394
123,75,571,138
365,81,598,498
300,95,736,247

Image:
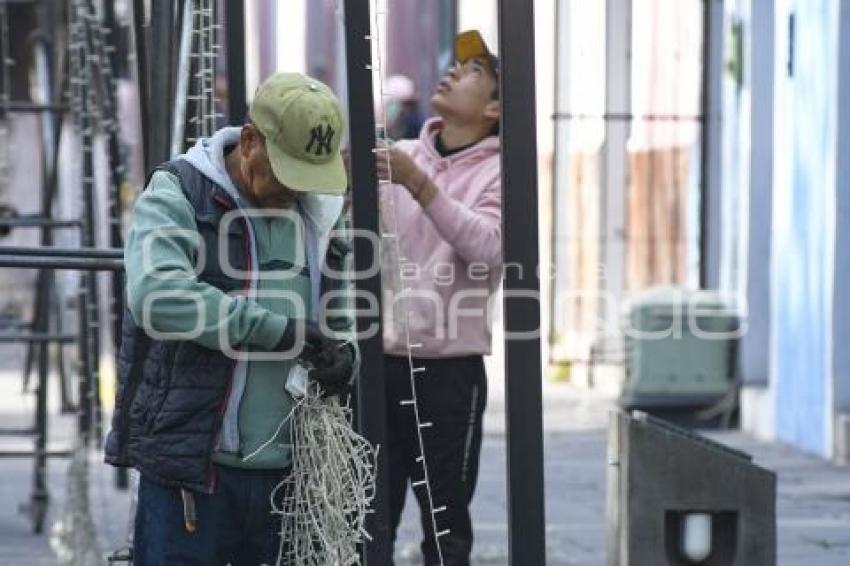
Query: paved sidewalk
1,366,849,565
393,371,850,565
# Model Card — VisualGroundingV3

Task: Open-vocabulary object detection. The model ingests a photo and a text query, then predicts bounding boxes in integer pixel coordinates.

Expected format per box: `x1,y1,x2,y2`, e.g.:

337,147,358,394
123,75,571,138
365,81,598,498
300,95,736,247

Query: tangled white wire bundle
271,384,378,566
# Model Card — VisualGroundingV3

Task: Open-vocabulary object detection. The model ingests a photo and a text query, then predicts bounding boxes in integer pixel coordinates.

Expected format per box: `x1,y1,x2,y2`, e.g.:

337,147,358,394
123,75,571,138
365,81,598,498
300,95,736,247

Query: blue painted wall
772,0,838,456
834,0,850,414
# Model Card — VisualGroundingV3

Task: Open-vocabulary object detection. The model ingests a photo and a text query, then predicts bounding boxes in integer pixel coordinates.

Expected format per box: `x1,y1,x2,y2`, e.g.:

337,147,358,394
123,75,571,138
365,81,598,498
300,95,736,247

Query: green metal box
620,287,739,409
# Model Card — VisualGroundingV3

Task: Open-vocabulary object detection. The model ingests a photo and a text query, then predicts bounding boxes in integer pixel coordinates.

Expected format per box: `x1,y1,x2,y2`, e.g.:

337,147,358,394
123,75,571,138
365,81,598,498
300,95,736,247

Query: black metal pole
28,3,59,534
32,290,49,534
699,0,711,289
0,246,123,258
498,1,547,564
77,289,92,444
0,256,124,271
75,16,105,444
98,0,128,360
3,102,68,113
0,217,81,229
0,334,77,343
148,0,175,167
343,1,390,563
225,0,247,125
132,0,151,173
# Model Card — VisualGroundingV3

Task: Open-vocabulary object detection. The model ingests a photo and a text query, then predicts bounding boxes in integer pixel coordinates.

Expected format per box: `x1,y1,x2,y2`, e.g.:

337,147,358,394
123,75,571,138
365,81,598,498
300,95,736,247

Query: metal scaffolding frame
0,0,130,533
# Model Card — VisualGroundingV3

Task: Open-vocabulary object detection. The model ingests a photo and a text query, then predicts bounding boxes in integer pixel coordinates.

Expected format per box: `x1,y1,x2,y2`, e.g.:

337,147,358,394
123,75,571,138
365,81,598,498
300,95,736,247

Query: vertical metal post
35,0,61,531
498,0,547,564
225,0,247,125
148,0,175,167
132,0,151,172
32,281,49,533
81,91,103,445
102,0,130,489
343,1,390,563
30,1,58,533
77,289,92,444
700,0,724,289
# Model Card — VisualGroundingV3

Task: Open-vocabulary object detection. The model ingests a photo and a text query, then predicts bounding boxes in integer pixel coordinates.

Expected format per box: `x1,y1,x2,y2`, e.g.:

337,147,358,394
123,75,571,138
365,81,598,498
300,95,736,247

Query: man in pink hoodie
376,30,501,565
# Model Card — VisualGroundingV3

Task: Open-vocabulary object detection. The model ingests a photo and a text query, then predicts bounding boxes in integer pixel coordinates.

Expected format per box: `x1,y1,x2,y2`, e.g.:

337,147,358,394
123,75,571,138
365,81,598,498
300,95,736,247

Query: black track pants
384,354,488,566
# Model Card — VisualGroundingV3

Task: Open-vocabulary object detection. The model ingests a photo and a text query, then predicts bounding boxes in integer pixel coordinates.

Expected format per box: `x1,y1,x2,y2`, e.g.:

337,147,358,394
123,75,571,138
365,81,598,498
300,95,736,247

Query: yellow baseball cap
249,73,347,195
454,30,499,76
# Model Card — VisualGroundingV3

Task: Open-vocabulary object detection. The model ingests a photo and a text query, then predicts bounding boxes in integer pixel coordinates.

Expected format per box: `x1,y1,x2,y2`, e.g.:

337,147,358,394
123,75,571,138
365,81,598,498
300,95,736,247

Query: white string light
369,0,447,562
186,0,220,145
68,0,103,438
0,1,11,199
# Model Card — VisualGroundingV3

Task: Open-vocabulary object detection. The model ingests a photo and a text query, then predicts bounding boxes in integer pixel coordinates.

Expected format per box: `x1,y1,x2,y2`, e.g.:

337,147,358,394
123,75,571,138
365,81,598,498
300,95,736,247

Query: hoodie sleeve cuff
251,311,289,351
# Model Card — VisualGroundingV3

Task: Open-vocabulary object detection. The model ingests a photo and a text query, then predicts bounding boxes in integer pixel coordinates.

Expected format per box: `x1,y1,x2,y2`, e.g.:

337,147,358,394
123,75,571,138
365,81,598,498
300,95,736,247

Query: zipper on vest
205,213,252,492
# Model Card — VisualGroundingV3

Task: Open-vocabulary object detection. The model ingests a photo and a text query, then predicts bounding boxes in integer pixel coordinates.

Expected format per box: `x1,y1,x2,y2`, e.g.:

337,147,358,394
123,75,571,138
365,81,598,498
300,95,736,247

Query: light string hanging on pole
0,1,11,199
369,0,448,562
68,0,102,444
186,0,220,146
68,0,127,446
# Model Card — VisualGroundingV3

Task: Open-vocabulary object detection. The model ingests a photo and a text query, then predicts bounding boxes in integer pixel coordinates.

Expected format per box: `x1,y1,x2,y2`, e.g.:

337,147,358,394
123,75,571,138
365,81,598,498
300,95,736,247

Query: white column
599,0,631,336
702,0,725,289
550,0,571,351
739,0,777,441
832,0,850,452
741,0,774,386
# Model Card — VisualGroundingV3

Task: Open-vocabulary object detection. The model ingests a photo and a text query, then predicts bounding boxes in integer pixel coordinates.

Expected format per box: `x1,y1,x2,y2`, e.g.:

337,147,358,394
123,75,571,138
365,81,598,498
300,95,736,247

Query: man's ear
240,124,260,156
483,100,500,122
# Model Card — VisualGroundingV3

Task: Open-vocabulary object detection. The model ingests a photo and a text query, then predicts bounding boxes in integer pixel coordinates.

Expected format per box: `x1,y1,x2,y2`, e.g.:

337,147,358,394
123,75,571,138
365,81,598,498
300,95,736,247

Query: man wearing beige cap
105,73,356,565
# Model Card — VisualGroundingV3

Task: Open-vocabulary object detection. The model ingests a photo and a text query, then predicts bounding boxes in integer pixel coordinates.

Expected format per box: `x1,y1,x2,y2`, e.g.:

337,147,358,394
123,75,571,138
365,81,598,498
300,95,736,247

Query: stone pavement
1,365,849,565
391,364,850,566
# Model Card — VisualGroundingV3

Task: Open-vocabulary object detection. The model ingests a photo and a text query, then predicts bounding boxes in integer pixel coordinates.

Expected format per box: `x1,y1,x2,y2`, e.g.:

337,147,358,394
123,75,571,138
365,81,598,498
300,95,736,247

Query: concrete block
607,411,776,565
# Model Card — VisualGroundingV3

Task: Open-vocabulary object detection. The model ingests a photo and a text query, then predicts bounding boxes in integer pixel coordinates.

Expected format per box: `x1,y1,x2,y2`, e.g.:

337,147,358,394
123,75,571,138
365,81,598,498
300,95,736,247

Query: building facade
726,0,850,461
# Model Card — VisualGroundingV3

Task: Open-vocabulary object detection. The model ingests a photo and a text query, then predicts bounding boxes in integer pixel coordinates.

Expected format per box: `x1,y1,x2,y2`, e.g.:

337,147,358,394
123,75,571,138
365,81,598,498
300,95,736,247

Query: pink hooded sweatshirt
380,118,502,358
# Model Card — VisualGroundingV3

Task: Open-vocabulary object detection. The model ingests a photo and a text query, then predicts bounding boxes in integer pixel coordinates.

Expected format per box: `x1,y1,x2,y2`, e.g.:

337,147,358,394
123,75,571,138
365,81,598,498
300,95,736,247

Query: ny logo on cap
305,124,335,156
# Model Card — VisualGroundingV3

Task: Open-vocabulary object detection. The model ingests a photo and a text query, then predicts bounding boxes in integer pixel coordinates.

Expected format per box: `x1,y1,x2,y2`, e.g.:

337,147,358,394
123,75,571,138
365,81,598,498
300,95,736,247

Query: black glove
301,340,356,398
275,319,326,357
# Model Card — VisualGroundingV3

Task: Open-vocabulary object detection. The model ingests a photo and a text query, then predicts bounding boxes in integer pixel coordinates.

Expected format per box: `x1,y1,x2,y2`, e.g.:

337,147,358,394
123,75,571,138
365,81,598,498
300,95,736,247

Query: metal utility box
607,411,777,565
620,287,739,410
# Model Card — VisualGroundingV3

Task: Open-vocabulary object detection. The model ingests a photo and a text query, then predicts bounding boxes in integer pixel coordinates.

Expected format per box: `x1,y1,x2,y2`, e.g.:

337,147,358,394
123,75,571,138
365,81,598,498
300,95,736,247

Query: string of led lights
368,0,448,562
0,1,11,199
186,0,220,145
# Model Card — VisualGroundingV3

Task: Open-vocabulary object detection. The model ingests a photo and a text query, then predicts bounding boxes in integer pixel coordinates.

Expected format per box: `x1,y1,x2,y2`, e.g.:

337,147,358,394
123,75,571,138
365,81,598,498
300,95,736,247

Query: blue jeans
134,466,290,566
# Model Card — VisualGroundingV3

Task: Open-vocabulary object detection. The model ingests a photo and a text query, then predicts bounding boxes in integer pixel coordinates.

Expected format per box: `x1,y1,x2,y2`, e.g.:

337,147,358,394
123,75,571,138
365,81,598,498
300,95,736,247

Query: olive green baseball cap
249,73,347,195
